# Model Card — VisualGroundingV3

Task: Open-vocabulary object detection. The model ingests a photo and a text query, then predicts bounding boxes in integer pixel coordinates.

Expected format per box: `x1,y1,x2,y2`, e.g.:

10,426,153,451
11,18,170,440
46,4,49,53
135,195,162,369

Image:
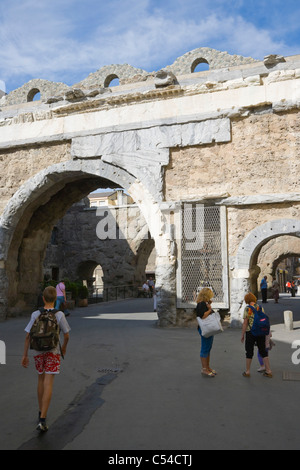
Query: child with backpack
21,286,71,432
241,292,272,378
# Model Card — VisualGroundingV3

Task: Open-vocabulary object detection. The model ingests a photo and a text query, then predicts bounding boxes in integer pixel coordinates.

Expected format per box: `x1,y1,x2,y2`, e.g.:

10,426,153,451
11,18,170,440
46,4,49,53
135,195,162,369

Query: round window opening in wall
104,74,120,88
27,88,41,102
191,58,209,73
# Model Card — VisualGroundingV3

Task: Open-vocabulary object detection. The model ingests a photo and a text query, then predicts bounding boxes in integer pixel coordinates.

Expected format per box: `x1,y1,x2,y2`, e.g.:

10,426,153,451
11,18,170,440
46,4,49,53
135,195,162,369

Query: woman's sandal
242,372,250,378
263,372,273,378
201,368,215,378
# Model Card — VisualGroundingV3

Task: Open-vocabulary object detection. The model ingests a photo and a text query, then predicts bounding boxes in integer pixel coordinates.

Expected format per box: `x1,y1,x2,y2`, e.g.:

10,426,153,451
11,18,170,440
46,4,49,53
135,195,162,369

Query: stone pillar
249,265,261,298
155,256,177,326
284,310,294,330
229,269,251,327
128,177,179,326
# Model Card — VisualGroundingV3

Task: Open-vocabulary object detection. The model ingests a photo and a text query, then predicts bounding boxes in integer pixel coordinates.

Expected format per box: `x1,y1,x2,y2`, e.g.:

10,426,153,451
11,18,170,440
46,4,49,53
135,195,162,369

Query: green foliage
78,285,89,299
42,279,88,299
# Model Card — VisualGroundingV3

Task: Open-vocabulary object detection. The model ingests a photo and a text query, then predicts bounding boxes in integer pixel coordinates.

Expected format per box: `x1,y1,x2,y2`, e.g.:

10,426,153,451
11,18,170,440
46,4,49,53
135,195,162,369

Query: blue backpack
248,305,270,337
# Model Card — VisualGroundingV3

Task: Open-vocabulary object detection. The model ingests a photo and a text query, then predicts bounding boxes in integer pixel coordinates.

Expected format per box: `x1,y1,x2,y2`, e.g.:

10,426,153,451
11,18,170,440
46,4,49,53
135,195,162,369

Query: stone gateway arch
0,47,300,326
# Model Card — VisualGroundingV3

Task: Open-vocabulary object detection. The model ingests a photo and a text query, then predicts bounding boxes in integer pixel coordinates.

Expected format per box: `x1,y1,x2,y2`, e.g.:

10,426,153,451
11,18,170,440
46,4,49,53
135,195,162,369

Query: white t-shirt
25,309,71,355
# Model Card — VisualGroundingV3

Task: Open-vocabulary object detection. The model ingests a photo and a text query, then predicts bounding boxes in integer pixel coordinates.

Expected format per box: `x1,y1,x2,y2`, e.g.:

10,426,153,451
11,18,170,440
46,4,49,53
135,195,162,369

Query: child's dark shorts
245,331,268,360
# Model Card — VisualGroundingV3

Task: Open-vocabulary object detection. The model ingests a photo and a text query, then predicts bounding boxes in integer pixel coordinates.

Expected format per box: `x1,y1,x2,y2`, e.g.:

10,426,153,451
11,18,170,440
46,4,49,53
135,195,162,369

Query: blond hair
196,288,214,304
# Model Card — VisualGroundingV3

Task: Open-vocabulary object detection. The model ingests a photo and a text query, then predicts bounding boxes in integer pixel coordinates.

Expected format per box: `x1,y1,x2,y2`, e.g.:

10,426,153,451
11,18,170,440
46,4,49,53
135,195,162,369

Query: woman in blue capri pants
196,287,216,378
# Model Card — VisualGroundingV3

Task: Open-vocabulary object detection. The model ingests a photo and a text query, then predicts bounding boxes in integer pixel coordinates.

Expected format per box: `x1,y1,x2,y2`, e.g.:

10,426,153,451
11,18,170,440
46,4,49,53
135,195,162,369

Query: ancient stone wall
0,142,71,213
0,48,299,326
44,200,152,288
165,112,300,202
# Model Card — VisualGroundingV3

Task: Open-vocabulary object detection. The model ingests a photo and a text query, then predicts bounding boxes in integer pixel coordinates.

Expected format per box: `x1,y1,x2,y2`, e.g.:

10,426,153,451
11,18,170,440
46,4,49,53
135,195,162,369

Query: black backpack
30,308,60,352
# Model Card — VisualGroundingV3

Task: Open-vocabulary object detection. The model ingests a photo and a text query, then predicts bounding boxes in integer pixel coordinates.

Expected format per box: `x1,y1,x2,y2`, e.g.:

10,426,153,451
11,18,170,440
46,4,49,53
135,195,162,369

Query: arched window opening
27,88,41,102
104,74,120,88
191,58,209,73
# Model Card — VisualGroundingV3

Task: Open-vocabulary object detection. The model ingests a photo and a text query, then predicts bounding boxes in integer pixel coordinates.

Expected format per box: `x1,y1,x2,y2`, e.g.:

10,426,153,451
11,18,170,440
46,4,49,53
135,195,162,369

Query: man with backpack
260,275,268,303
241,292,272,378
22,286,71,432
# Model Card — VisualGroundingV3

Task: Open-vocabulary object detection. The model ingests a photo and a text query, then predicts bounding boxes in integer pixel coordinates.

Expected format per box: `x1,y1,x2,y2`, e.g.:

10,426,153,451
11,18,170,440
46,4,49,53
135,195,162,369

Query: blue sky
0,0,299,94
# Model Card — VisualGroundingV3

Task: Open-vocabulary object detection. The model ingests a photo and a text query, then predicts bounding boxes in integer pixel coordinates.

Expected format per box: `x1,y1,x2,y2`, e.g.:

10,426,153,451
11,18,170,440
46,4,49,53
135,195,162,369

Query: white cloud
201,14,289,59
0,0,298,92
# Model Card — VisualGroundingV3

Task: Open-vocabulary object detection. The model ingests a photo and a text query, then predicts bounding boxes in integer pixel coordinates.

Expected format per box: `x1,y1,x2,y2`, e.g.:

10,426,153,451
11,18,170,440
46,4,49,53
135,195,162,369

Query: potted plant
78,285,89,307
65,281,79,301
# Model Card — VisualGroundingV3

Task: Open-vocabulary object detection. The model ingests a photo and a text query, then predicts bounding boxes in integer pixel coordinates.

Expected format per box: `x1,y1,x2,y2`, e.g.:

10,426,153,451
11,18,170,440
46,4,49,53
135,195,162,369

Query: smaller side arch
230,219,300,326
235,219,300,271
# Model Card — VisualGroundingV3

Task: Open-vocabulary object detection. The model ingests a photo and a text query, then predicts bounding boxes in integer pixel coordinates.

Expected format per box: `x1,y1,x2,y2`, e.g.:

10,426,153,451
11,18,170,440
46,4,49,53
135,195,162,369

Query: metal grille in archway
176,204,229,309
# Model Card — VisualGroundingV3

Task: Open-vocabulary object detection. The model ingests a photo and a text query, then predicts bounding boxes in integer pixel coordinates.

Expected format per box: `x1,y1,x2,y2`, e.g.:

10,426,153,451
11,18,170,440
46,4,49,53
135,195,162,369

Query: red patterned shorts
34,352,61,374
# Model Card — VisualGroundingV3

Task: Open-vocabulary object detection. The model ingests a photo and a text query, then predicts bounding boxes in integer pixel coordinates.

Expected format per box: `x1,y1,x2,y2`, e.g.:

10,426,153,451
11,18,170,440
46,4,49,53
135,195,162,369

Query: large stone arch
230,219,300,326
0,159,175,324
